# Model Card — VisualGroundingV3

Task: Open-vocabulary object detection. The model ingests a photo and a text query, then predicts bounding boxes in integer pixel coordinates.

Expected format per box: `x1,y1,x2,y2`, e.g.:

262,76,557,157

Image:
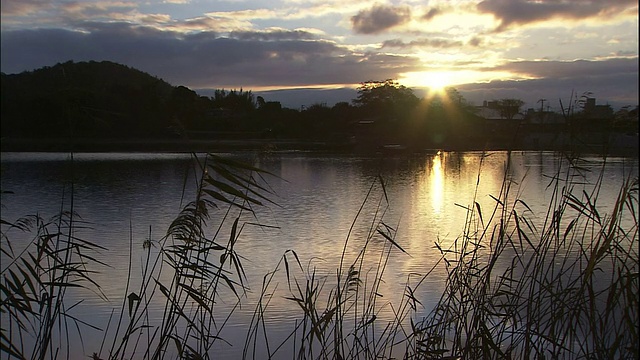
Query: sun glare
422,72,452,93
400,71,456,95
400,69,523,96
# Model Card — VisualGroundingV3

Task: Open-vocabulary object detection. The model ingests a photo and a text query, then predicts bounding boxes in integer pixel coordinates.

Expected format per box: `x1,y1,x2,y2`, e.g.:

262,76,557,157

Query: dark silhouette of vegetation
1,61,637,154
495,98,525,120
353,79,420,118
1,61,174,138
408,88,483,150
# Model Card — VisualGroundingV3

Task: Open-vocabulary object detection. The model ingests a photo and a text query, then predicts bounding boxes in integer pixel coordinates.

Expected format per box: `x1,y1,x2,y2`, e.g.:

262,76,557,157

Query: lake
1,150,637,359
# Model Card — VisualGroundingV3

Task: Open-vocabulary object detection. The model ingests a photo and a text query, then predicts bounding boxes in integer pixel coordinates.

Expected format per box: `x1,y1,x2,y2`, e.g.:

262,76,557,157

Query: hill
1,61,194,139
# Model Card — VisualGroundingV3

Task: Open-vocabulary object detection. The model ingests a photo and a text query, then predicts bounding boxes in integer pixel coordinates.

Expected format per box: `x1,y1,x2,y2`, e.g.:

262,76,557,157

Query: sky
1,0,638,110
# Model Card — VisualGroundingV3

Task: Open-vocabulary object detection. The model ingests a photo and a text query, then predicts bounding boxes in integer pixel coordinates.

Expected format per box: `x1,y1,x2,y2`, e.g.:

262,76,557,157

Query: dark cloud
351,5,411,34
381,38,463,49
477,0,638,32
422,8,440,21
1,19,635,109
468,36,482,47
0,24,421,88
460,58,639,109
228,29,318,41
492,58,639,79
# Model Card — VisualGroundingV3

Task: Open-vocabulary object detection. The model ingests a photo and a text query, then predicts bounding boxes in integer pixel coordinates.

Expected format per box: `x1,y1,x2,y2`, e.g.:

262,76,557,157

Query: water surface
1,151,637,358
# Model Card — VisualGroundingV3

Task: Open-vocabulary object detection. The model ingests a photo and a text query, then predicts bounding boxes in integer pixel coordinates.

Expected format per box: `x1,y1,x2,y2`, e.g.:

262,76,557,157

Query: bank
1,134,637,157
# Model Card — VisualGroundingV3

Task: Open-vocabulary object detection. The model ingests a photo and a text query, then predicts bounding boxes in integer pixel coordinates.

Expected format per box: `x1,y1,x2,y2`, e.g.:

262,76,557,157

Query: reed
238,152,638,359
242,177,406,359
101,153,279,359
1,153,278,359
1,159,108,359
407,152,638,359
1,151,637,359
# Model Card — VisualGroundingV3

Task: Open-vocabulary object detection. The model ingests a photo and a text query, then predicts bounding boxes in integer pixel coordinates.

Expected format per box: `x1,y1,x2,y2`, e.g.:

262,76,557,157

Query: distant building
582,97,614,120
473,101,524,148
525,108,565,124
475,101,524,121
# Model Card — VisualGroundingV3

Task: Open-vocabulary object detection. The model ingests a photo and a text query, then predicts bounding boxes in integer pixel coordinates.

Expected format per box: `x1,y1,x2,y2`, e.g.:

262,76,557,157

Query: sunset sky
1,0,638,110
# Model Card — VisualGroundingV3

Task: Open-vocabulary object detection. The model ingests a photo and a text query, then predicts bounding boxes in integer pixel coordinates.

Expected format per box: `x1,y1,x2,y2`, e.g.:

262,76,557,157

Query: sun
400,70,455,95
422,72,452,93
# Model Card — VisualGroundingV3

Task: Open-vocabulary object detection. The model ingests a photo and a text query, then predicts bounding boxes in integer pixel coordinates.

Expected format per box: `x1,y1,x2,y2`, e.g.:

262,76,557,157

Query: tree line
0,62,480,147
2,61,635,152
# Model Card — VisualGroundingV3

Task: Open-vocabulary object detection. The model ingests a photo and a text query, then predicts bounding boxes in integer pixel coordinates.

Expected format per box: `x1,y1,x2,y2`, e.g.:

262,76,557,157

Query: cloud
381,37,463,49
0,24,422,89
468,36,482,47
351,4,411,34
0,0,53,16
1,0,151,31
229,29,318,41
459,57,639,108
422,7,441,21
1,0,138,22
60,1,137,16
175,15,254,32
477,0,639,32
492,58,639,79
459,73,639,110
204,8,279,21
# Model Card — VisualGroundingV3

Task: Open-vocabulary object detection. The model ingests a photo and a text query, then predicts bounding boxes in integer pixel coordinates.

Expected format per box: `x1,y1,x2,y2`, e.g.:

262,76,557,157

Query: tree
211,89,256,113
445,87,463,105
352,79,419,119
256,96,266,109
495,98,524,120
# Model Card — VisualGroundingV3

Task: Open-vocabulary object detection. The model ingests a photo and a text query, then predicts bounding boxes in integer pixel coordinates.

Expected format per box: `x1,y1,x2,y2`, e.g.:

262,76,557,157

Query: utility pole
537,98,546,113
537,98,547,125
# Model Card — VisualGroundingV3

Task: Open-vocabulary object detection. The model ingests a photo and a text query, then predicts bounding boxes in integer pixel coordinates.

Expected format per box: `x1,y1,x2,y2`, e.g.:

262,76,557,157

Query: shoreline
0,138,342,153
1,137,637,157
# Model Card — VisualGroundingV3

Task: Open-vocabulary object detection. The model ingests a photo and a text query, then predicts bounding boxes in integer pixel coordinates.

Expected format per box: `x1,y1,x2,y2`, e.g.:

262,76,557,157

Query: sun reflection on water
430,151,444,214
1,152,637,359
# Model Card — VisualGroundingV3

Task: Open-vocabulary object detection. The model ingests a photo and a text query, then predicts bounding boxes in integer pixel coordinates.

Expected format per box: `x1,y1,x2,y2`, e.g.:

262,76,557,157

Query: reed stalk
2,151,637,359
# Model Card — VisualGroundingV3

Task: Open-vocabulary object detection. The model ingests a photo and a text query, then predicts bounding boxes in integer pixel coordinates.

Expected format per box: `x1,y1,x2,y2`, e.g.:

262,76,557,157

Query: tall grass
240,152,638,359
407,152,638,359
1,151,638,359
1,153,277,359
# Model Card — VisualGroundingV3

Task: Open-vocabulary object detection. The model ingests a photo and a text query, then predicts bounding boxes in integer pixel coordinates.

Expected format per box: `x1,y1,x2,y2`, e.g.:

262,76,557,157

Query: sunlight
426,72,452,93
430,151,444,213
413,71,453,94
399,69,519,95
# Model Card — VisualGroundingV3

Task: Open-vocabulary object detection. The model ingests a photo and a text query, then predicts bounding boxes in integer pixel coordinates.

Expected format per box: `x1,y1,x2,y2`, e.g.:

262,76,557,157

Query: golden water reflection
1,151,637,359
430,151,444,214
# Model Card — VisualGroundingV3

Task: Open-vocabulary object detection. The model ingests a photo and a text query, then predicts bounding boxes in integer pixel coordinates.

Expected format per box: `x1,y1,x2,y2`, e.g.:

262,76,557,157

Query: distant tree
351,80,420,144
255,100,284,137
407,87,484,149
613,105,639,133
262,101,282,112
331,101,355,124
495,98,525,120
331,101,352,113
330,102,356,138
301,103,332,139
445,87,463,105
256,96,266,109
353,79,419,119
211,89,256,113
